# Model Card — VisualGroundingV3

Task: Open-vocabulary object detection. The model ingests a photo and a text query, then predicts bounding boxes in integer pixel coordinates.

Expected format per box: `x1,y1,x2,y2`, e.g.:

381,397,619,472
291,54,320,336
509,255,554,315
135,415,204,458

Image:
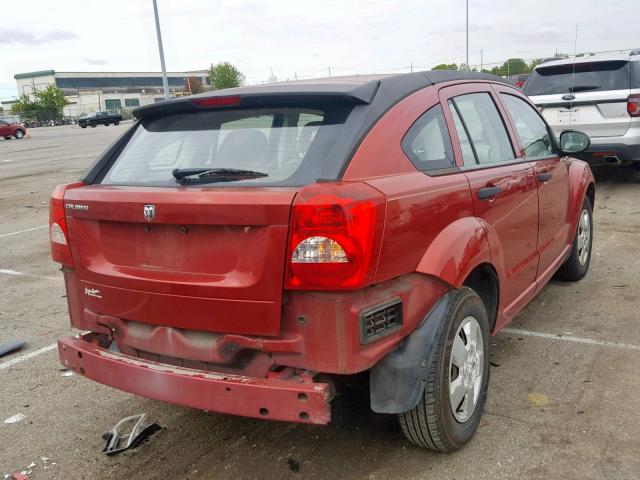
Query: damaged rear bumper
58,334,332,424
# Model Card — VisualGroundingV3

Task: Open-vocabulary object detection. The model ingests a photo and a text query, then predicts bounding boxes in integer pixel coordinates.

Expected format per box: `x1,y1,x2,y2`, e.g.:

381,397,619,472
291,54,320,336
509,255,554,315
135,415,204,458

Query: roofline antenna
569,24,579,118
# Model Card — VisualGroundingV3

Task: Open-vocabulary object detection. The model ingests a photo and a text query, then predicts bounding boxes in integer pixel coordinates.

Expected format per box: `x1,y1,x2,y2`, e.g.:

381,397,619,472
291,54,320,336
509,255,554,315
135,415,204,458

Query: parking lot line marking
0,225,48,239
502,328,640,352
0,343,57,371
0,269,60,281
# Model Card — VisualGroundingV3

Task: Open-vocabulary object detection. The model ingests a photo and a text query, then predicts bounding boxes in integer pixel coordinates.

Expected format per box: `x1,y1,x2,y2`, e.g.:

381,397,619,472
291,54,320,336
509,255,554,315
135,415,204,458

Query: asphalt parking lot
1,124,639,479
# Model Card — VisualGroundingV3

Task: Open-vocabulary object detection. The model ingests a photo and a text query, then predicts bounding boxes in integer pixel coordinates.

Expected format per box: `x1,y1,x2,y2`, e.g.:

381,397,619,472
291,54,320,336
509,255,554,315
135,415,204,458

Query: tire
114,120,120,126
14,130,24,139
399,287,490,452
3,136,11,140
81,125,87,128
555,197,592,282
91,123,97,128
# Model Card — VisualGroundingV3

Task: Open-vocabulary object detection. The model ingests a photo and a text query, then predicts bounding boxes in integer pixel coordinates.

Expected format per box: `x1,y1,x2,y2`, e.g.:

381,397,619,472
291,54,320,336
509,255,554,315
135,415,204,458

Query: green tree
208,62,245,90
432,63,459,70
10,94,40,120
12,85,68,121
33,84,69,120
489,58,528,77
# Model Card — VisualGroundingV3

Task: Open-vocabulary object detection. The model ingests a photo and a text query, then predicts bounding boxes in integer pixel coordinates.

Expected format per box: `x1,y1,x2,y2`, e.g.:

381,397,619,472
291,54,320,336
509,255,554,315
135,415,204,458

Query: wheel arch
462,263,499,332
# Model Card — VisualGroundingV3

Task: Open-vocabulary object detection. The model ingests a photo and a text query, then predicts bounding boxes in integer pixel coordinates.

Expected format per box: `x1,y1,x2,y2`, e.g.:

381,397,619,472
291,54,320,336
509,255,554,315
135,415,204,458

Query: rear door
525,60,632,138
496,87,571,279
440,84,539,317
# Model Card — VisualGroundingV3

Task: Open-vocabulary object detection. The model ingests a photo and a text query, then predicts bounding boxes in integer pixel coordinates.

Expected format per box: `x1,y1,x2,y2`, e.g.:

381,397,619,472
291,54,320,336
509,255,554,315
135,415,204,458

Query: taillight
628,94,640,117
285,182,385,290
49,181,84,265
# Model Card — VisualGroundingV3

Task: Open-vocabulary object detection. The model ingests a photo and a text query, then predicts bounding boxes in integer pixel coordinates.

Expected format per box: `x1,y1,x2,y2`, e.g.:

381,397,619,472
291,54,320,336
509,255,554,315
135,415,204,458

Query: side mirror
559,130,590,155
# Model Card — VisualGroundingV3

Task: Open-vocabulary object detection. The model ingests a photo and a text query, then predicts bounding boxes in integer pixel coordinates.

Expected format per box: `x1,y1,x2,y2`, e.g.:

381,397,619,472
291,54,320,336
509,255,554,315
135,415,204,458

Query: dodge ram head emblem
143,204,155,221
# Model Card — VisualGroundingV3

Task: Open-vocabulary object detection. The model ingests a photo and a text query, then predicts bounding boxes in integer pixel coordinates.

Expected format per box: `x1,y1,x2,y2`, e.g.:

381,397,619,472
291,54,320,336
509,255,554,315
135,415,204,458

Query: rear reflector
191,96,241,108
285,182,385,290
49,181,84,265
628,94,640,117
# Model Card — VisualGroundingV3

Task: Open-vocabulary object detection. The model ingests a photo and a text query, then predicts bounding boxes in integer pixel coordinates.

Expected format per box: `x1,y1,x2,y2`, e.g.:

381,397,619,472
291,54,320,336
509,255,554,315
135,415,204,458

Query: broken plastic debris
3,413,26,424
102,414,161,456
527,393,549,407
61,371,74,377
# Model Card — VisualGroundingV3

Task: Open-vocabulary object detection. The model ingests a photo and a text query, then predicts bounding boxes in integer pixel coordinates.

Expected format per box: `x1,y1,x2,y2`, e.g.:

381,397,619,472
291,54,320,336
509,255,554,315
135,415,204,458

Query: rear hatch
525,60,632,138
65,98,360,336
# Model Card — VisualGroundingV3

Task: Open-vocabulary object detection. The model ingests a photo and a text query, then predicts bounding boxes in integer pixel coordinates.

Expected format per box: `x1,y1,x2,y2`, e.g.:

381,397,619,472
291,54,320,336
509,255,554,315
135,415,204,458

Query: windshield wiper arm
172,167,268,184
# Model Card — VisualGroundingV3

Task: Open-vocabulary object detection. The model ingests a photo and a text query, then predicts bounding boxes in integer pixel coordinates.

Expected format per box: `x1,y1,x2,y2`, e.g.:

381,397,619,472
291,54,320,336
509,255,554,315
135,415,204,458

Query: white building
13,69,209,117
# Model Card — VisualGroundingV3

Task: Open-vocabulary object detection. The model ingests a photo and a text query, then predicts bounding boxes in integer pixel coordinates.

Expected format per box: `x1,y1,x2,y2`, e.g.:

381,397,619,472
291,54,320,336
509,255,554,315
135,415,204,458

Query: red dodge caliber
50,71,595,451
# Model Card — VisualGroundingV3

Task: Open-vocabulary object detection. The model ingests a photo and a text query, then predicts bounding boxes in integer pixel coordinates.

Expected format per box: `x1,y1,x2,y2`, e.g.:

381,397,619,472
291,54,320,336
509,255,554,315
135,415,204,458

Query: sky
1,0,637,101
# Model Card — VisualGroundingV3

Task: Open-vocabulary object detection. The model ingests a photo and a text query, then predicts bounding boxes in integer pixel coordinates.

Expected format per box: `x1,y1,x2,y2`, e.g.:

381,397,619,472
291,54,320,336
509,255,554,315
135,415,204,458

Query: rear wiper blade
172,167,268,183
568,85,601,92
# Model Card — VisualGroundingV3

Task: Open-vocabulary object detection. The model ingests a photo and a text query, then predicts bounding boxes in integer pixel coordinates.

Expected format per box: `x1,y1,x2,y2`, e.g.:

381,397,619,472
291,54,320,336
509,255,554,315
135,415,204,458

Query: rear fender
415,217,492,288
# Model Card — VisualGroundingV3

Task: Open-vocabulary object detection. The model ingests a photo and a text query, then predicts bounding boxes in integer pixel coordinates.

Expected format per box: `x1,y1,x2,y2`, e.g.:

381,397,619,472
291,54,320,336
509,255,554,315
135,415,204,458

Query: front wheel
14,130,24,139
555,197,592,281
399,287,490,452
114,120,120,126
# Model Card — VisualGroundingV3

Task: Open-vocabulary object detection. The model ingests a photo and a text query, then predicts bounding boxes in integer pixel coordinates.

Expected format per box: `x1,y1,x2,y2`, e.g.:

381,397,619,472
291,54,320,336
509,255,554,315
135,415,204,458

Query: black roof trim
132,71,513,119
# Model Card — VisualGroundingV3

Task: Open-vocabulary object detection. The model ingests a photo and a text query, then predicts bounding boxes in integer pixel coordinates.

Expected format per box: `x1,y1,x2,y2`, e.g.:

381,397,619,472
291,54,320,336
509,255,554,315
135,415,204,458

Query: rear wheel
555,197,592,281
114,120,120,126
3,136,11,140
91,123,97,128
14,130,24,139
399,287,490,452
81,125,87,128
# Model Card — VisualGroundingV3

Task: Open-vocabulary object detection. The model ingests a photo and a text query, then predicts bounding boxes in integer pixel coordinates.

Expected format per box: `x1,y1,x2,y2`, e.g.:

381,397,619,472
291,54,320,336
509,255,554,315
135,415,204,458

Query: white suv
525,50,640,167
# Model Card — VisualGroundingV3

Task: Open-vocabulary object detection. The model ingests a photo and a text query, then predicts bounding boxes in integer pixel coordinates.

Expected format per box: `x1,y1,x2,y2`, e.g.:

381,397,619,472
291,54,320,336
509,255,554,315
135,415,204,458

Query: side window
448,92,515,166
401,105,455,171
0,121,8,126
501,94,555,158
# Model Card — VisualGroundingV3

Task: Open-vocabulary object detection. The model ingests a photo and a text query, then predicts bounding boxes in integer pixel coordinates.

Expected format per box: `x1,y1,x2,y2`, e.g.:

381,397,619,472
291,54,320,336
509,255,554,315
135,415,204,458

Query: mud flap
369,290,457,414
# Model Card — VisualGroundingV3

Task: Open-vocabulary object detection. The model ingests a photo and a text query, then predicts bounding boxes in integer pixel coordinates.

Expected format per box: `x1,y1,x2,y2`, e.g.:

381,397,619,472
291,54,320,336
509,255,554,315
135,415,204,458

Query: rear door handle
537,172,553,182
477,186,502,200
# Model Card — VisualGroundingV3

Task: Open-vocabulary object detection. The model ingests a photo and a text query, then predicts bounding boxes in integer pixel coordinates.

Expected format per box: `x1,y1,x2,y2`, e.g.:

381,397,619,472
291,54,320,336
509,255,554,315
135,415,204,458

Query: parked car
525,50,640,167
78,111,123,128
50,71,595,452
507,73,530,89
0,119,26,139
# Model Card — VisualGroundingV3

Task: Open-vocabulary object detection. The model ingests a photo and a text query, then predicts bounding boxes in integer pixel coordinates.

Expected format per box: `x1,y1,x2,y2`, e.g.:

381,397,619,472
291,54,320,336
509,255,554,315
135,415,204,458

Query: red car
50,71,594,452
0,119,26,140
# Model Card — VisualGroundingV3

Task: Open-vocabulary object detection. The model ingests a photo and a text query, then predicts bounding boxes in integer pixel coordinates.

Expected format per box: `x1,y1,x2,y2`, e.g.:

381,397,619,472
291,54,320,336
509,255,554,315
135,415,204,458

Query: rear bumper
58,334,332,424
577,142,640,165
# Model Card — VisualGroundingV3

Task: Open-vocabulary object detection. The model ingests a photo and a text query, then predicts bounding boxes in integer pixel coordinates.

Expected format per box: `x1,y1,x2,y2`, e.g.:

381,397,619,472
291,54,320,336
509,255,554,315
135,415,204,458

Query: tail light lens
49,181,84,265
628,94,640,117
285,182,385,290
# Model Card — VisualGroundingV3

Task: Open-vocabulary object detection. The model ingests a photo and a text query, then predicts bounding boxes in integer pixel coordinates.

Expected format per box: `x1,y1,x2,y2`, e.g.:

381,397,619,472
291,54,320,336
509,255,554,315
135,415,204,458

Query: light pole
465,0,469,70
152,0,170,100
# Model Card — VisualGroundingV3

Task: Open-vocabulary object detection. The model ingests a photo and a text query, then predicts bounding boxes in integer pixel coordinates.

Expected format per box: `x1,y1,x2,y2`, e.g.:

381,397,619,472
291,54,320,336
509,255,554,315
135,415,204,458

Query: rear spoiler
132,81,381,120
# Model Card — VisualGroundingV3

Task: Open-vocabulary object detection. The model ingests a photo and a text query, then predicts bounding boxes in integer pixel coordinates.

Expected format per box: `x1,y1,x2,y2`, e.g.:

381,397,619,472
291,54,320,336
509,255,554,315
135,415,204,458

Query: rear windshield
101,105,352,187
524,60,631,96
